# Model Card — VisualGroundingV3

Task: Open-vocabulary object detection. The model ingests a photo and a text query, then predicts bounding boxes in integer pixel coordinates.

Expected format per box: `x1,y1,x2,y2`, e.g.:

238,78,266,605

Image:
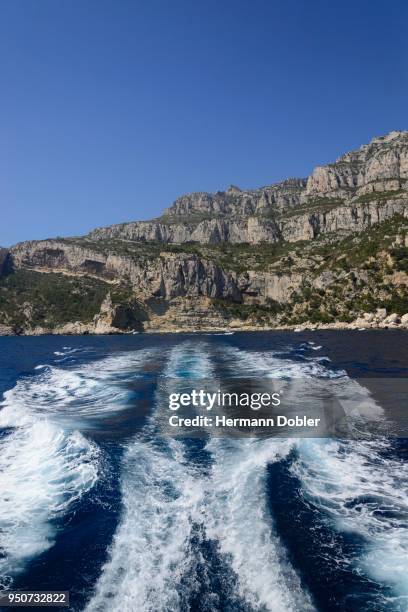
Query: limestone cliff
88,131,408,245
304,131,408,199
0,131,407,334
9,240,242,301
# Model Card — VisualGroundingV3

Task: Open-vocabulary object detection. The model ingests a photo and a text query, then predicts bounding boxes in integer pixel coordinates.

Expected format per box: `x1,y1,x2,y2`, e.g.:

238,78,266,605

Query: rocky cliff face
88,131,408,245
88,196,407,245
9,240,242,302
304,131,408,199
162,178,307,217
1,131,407,334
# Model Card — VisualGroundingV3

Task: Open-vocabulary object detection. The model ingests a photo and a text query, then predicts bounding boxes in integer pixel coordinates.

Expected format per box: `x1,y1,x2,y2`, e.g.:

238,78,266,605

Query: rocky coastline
1,309,407,337
1,131,406,336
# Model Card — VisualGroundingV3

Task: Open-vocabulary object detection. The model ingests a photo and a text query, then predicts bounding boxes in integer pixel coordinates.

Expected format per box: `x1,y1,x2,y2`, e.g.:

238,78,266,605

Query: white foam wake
0,421,99,585
88,341,401,612
293,438,408,603
0,349,157,428
205,437,314,611
164,340,215,379
86,342,213,611
221,345,342,379
0,349,156,585
228,329,406,603
203,344,391,609
220,345,401,601
85,436,204,612
207,344,315,610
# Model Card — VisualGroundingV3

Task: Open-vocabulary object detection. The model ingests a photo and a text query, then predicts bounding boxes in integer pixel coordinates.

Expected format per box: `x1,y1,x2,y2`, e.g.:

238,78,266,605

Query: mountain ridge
1,131,407,335
87,130,408,245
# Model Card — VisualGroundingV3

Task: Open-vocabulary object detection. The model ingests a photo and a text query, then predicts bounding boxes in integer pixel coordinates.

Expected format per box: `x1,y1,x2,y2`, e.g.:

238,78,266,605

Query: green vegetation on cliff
6,213,406,331
0,270,109,330
212,297,282,322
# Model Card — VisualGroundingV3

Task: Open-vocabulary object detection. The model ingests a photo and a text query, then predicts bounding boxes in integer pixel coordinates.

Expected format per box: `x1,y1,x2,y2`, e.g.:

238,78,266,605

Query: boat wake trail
87,342,316,612
0,349,156,588
1,349,158,427
293,437,408,608
3,339,404,611
86,343,211,612
85,436,204,612
0,420,99,587
205,436,314,612
226,343,407,609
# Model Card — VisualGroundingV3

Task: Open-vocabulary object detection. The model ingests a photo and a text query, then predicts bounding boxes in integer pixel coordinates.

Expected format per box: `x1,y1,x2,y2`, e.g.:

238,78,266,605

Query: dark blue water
0,331,407,612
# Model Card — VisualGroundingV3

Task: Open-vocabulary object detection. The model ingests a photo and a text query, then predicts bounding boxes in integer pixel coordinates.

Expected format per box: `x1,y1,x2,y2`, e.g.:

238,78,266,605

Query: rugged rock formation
1,131,407,334
9,240,242,301
304,131,408,199
88,196,407,245
162,178,307,217
88,131,408,245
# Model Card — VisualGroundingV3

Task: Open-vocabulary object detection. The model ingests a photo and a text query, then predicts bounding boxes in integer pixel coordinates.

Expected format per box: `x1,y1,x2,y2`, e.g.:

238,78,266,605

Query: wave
87,343,316,611
85,436,204,612
205,436,314,611
3,338,402,610
87,342,406,612
54,347,85,356
85,343,213,611
207,344,400,608
0,348,157,587
293,438,408,606
0,421,99,586
202,345,329,610
229,336,402,604
0,349,157,427
164,341,215,379
220,345,384,427
220,345,342,380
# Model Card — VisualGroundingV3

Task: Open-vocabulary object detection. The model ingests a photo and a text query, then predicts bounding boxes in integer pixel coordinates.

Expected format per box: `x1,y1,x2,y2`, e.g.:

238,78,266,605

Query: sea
0,330,407,612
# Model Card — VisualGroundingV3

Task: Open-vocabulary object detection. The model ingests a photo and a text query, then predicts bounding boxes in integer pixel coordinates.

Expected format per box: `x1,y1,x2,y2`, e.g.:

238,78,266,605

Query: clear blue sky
1,0,407,246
